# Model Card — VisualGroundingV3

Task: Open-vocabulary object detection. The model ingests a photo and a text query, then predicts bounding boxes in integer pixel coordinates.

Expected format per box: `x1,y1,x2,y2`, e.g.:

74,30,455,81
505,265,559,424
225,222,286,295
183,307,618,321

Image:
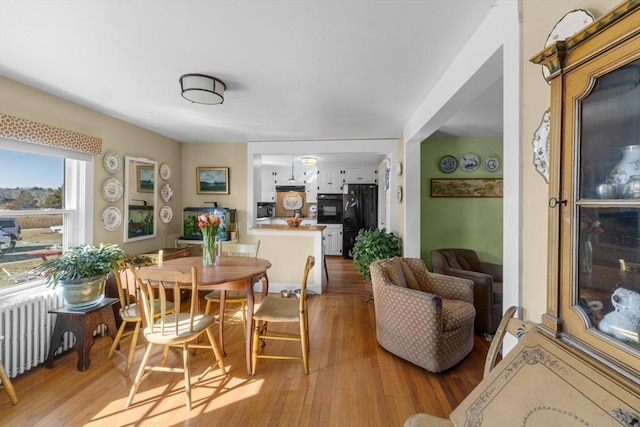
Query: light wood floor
0,256,488,426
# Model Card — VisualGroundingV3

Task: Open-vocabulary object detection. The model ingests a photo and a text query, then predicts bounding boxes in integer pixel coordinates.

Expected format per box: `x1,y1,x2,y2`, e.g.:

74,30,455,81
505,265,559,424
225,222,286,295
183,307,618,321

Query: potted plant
35,243,127,308
351,228,402,280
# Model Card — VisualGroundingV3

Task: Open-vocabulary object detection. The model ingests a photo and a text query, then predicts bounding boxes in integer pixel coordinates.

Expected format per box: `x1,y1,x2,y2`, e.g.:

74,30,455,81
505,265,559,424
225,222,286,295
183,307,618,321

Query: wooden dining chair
126,266,226,410
108,255,175,376
251,255,315,375
204,241,260,355
0,335,18,405
483,306,533,378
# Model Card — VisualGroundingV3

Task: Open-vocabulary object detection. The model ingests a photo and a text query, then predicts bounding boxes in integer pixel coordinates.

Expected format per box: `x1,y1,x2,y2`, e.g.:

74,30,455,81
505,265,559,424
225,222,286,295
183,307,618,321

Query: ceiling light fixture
287,156,297,183
301,157,317,166
179,74,226,105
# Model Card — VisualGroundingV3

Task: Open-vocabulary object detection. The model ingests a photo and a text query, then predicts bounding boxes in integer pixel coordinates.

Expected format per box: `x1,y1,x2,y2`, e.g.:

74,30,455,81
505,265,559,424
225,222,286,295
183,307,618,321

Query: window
0,138,93,296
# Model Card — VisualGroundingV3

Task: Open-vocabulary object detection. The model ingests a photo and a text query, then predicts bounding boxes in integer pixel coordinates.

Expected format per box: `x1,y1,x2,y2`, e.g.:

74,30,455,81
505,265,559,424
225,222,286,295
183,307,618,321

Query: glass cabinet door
574,59,640,353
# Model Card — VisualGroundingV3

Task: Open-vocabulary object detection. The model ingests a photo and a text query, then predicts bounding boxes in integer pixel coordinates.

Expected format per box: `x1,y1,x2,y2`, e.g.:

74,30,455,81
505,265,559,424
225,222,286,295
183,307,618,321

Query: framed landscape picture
196,167,230,194
430,178,503,198
137,165,155,193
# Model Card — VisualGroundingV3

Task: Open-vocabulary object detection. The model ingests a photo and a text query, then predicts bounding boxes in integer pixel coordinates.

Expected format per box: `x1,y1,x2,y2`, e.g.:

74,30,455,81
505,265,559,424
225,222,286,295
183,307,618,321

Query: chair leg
125,321,142,376
204,327,226,374
323,255,329,281
182,343,192,411
108,319,128,360
300,317,309,375
125,343,154,409
251,322,260,375
218,291,227,356
0,361,18,405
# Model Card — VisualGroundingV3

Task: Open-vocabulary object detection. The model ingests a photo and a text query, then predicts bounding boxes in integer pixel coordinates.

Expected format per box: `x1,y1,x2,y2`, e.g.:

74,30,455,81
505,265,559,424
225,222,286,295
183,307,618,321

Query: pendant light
287,156,296,183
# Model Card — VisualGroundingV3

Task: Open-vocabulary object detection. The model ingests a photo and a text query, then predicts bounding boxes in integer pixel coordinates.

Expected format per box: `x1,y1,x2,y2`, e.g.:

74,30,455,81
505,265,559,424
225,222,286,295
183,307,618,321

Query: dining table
145,255,271,375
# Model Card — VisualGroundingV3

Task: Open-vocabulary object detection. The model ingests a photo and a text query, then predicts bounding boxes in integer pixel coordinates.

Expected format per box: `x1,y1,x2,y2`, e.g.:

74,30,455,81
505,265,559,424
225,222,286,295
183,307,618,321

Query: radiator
0,289,70,379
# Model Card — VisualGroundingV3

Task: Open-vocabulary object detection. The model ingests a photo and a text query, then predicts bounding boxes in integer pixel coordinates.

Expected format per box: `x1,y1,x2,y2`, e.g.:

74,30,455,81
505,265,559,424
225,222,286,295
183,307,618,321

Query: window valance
0,113,101,155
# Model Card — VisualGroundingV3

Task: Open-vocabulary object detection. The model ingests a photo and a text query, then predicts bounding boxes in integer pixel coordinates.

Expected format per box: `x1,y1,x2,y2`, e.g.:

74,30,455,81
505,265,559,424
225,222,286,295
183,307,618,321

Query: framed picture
431,178,503,198
196,167,230,194
137,165,155,193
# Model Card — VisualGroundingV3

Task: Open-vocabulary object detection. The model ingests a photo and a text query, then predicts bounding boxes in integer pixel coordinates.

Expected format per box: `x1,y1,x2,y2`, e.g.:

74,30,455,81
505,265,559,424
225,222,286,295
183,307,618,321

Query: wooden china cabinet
531,0,639,391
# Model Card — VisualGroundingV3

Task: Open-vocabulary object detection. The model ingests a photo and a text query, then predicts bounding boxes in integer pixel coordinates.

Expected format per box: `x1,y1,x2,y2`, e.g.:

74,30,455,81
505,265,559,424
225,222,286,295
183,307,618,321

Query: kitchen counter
247,222,327,294
252,224,325,232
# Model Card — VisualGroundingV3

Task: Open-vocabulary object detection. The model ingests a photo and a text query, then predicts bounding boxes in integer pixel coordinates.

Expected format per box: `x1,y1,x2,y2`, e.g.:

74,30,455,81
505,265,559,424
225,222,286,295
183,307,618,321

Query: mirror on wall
124,156,157,242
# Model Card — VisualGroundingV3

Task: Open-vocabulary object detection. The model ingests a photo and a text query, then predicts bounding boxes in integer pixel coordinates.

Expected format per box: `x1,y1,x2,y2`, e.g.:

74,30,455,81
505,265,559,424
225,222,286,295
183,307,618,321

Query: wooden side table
46,297,118,372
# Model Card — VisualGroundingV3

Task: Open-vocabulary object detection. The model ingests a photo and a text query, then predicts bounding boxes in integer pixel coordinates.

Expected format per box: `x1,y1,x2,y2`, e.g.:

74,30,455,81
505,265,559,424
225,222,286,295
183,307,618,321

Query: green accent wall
420,137,503,268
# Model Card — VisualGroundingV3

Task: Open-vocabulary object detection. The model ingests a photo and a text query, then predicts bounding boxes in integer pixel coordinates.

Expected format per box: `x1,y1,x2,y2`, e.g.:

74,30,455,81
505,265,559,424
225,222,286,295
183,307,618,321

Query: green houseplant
35,243,127,308
351,228,402,280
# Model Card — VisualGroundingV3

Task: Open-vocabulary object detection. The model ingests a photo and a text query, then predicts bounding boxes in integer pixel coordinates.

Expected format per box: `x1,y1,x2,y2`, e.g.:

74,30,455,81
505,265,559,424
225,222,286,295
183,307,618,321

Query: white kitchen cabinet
303,169,319,203
344,167,377,184
317,168,342,193
322,225,343,256
260,167,290,202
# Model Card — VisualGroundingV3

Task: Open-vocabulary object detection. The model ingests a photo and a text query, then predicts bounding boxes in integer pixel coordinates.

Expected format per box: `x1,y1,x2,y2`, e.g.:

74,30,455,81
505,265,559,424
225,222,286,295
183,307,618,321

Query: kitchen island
248,223,327,294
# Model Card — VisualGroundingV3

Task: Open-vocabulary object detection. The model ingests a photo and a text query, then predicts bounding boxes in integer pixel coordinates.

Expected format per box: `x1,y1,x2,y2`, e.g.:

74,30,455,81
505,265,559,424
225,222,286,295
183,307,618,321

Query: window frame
0,138,94,300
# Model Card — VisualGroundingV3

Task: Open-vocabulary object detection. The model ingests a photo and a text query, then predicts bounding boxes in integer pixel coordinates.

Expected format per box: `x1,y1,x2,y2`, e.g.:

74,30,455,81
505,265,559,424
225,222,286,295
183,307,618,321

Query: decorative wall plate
159,163,171,180
439,155,457,173
160,183,174,202
484,156,501,173
160,205,173,223
542,10,594,82
282,194,303,210
533,109,551,183
460,153,480,172
101,206,122,231
103,152,121,173
102,177,123,202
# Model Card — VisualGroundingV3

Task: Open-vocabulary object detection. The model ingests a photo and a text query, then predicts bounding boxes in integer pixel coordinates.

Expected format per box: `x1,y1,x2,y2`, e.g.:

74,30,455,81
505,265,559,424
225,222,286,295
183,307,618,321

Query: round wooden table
147,256,271,374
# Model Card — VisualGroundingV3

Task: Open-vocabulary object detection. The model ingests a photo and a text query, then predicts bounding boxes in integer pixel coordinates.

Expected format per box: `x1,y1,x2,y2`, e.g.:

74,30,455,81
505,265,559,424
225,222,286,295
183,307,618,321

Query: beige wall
520,0,620,322
0,76,183,256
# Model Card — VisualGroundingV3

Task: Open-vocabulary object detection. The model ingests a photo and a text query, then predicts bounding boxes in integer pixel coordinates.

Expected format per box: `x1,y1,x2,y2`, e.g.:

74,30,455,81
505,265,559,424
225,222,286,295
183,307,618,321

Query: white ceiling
0,0,502,146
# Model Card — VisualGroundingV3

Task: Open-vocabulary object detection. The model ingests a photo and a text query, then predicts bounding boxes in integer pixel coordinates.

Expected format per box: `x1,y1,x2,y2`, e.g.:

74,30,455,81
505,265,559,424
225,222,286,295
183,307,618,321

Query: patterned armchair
369,257,476,373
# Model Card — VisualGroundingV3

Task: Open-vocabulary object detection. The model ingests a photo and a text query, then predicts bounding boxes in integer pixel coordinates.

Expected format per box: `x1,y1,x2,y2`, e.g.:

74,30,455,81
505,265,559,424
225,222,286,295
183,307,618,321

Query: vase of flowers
580,217,604,274
198,213,221,266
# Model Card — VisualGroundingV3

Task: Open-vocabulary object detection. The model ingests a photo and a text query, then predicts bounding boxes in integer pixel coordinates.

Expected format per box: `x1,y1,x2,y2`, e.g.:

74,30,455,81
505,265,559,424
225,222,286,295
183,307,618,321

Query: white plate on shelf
160,205,173,223
460,153,480,172
101,206,122,231
161,183,174,202
102,177,123,202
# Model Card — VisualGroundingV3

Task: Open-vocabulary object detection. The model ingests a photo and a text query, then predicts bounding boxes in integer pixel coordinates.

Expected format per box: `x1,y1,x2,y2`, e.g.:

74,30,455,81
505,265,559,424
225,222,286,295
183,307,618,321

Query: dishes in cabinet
159,163,171,180
160,205,173,223
439,155,457,173
102,177,123,202
101,206,122,231
160,183,174,202
103,152,121,173
459,153,480,172
484,156,501,173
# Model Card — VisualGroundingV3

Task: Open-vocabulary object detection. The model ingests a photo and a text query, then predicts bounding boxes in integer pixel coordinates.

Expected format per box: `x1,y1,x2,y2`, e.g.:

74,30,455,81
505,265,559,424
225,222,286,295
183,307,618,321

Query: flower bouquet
198,213,221,265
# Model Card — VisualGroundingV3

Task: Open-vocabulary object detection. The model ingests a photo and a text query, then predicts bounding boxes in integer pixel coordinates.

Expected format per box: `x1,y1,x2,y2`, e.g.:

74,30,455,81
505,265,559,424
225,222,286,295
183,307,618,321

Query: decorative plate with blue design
460,153,480,172
439,155,457,173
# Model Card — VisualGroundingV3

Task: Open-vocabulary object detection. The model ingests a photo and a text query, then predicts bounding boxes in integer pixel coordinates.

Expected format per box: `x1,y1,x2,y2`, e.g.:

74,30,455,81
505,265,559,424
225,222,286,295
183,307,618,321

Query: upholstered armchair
431,248,503,334
369,257,476,373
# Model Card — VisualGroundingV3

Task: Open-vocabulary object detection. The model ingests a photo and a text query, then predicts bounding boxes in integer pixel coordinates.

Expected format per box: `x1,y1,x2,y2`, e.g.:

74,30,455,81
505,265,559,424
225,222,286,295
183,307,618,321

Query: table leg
245,277,255,375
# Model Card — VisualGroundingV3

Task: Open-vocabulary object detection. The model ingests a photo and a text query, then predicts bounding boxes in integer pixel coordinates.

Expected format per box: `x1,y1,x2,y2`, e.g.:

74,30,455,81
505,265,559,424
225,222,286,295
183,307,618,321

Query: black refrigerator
342,183,378,258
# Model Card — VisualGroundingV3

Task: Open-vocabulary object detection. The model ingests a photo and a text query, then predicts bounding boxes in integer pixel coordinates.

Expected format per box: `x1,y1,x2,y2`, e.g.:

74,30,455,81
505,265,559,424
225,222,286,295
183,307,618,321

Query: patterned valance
0,113,102,155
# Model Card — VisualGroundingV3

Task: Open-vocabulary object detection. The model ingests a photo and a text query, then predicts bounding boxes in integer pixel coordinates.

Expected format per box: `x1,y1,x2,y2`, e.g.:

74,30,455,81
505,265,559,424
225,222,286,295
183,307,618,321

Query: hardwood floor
0,256,488,426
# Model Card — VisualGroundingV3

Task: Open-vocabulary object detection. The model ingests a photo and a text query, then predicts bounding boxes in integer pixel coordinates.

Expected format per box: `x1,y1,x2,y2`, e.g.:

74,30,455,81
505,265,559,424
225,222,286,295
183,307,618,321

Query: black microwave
257,202,274,218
